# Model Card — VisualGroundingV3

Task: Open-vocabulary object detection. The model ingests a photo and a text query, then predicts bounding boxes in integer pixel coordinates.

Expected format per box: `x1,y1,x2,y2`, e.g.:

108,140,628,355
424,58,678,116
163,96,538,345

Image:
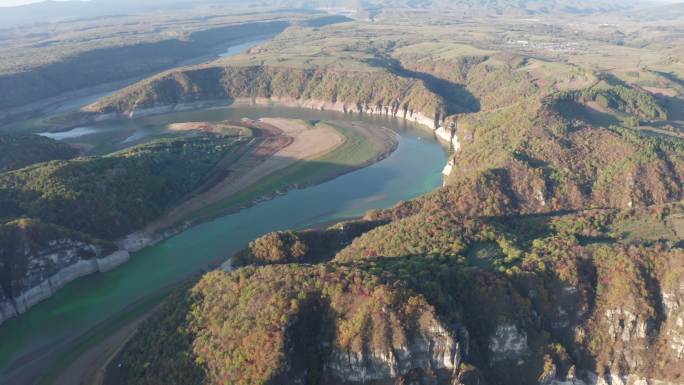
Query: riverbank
48,302,163,385
0,251,130,327
0,34,281,132
115,116,400,250
184,119,399,223
0,117,398,328
36,285,178,385
23,94,445,137
117,117,400,251
144,118,347,234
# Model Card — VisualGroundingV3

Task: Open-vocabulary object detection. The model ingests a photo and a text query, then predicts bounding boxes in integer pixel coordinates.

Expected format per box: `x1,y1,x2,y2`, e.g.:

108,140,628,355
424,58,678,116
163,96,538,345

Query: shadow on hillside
653,70,684,88
646,71,684,121
364,54,481,115
554,99,621,127
660,95,684,121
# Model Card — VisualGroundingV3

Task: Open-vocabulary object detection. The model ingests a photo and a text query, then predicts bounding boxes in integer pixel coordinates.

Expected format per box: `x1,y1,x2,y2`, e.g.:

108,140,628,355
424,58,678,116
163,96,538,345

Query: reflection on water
37,126,103,140
219,34,278,57
122,127,155,144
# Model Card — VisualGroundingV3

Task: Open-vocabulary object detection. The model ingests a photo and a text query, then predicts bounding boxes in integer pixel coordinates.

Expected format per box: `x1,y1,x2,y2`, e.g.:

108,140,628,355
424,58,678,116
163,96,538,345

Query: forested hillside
89,25,684,218
85,64,448,128
0,134,243,240
108,204,684,385
0,20,291,112
6,2,684,384
0,134,77,173
101,12,684,385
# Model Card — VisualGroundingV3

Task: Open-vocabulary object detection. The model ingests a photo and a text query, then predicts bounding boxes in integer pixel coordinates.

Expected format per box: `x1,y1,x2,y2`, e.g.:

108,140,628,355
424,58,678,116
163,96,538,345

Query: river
0,105,447,384
22,33,278,126
1,30,448,384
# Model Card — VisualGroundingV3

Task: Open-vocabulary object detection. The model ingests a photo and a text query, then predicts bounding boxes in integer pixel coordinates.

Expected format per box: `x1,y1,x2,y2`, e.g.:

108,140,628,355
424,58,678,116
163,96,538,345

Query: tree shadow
659,95,684,121
554,99,621,127
364,54,481,115
652,70,684,88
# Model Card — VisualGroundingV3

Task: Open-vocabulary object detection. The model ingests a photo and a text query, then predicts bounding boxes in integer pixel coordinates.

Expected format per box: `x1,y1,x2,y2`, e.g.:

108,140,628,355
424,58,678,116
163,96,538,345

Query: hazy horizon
2,0,682,8
0,0,87,7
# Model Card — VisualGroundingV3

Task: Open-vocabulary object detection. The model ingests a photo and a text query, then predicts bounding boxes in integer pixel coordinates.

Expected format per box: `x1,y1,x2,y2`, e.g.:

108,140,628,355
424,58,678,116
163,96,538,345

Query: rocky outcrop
0,220,131,326
326,314,462,382
248,96,441,129
83,65,448,131
663,286,684,360
548,372,683,385
0,242,129,326
437,119,461,180
435,123,461,150
487,324,529,364
86,95,443,132
443,158,455,178
116,231,165,253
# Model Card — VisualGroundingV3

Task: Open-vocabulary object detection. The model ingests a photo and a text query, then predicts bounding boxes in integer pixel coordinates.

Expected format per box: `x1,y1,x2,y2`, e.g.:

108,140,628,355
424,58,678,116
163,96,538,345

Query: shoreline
48,302,163,385
117,117,402,253
0,111,447,385
39,212,364,385
0,114,402,328
0,35,281,131
0,251,130,327
37,96,445,134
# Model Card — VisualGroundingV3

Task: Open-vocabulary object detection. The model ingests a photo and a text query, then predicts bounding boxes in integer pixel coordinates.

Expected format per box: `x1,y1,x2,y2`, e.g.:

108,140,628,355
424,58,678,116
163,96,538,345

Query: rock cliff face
436,119,461,180
0,219,128,326
325,312,461,383
327,208,684,385
488,324,529,364
434,122,461,151
663,283,684,361
0,248,130,325
83,65,449,130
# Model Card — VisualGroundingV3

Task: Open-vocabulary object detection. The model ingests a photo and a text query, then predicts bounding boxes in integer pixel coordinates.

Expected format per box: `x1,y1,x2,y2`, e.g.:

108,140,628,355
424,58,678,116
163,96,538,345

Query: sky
0,0,680,7
0,0,87,6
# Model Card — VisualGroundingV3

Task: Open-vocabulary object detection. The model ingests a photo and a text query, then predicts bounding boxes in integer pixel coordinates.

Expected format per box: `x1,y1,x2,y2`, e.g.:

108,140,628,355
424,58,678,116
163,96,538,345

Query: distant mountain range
0,0,672,28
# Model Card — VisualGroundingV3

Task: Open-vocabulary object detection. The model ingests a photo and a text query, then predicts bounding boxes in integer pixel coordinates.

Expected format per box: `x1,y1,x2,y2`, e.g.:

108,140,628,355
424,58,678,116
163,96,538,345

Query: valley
5,1,684,385
0,112,402,327
0,105,446,385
